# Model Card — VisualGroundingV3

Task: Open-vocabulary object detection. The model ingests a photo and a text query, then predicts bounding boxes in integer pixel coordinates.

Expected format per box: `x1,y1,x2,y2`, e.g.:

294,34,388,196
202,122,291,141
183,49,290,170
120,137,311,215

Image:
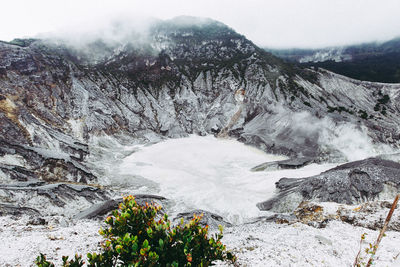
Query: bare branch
366,194,400,267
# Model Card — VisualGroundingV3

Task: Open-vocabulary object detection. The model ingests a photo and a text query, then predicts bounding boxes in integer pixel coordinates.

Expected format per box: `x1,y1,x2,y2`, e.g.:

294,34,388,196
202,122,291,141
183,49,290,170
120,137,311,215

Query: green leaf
115,245,123,254
147,227,153,235
123,233,131,243
132,242,138,251
62,256,68,264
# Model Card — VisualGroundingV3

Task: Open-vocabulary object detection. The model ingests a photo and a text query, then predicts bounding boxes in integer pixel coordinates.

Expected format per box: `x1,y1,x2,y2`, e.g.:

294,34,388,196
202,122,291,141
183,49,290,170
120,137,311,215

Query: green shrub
35,195,235,266
358,109,368,120
35,254,84,267
377,94,390,105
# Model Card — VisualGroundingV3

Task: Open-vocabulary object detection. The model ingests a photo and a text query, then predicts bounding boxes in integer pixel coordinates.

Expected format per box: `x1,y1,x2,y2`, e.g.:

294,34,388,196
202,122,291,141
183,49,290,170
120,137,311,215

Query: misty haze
1,2,400,266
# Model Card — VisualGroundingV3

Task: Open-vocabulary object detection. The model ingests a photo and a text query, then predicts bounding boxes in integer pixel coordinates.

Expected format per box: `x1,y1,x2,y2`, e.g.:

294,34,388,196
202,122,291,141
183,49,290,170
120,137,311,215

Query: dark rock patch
35,183,104,207
246,213,297,225
134,194,167,206
0,140,96,184
0,182,110,217
0,164,38,182
27,217,47,225
0,203,41,216
251,157,314,172
258,158,400,212
74,198,121,220
0,180,45,188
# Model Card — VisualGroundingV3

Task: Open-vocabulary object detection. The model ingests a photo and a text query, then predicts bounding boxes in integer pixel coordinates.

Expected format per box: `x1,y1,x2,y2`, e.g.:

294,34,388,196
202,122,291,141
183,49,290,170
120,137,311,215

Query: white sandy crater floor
117,135,337,224
1,215,400,266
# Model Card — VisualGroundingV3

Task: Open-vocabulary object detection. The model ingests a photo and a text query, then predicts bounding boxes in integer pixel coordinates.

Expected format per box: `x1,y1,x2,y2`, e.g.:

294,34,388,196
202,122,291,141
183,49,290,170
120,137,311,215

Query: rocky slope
1,16,400,220
257,158,400,212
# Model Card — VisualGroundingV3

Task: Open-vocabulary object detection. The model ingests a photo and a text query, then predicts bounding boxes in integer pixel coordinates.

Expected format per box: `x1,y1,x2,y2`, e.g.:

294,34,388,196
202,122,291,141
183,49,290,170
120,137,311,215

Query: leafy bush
36,195,235,266
35,254,84,267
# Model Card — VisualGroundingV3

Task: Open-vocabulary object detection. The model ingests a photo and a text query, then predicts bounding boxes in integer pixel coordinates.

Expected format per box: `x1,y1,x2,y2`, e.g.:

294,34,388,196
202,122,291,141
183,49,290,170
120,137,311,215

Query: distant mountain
266,37,400,83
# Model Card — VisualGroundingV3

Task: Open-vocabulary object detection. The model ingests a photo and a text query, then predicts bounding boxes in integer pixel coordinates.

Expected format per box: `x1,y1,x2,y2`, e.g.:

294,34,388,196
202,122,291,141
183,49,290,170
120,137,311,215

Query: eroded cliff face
1,17,400,194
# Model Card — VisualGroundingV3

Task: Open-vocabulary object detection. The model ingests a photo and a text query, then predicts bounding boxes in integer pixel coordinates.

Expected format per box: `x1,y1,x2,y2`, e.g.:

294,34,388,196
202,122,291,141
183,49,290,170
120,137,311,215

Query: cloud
1,0,400,48
255,103,396,161
40,14,158,47
288,109,396,161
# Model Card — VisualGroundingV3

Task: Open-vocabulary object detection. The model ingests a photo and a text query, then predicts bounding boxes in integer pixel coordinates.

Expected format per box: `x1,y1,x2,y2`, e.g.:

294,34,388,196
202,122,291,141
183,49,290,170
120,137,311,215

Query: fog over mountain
2,0,400,48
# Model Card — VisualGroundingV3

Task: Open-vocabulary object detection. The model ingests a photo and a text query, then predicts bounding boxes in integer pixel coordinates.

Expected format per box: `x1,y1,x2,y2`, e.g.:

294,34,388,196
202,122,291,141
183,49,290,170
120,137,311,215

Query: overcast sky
2,0,400,48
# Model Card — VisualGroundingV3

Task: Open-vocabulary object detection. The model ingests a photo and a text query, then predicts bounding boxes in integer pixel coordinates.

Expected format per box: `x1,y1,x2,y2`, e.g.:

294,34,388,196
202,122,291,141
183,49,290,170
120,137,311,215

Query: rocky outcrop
251,157,314,172
0,203,40,217
250,202,332,228
0,181,110,217
254,199,400,232
257,158,400,212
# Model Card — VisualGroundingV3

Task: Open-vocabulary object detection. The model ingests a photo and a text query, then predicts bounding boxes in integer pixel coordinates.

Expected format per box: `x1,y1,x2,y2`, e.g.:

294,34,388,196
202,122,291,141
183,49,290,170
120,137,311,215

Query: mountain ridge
266,37,400,83
0,17,400,186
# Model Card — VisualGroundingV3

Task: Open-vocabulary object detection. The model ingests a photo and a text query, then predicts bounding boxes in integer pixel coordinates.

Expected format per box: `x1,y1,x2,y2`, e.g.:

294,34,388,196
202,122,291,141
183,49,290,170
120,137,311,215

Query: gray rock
134,194,167,207
0,203,40,216
0,180,45,188
251,157,314,172
174,209,232,229
74,199,121,220
27,217,47,225
256,178,305,211
258,158,400,212
74,194,167,220
246,213,298,225
0,182,110,217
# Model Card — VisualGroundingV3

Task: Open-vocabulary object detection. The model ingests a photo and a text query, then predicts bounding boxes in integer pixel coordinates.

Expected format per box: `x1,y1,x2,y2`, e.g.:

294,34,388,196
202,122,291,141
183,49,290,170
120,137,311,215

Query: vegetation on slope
35,196,235,266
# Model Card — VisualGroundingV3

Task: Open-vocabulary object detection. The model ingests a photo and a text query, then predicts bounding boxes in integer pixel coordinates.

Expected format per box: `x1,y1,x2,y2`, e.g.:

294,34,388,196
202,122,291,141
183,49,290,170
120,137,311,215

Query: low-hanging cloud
249,103,396,161
38,15,224,64
2,0,400,48
287,109,395,161
39,15,157,48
